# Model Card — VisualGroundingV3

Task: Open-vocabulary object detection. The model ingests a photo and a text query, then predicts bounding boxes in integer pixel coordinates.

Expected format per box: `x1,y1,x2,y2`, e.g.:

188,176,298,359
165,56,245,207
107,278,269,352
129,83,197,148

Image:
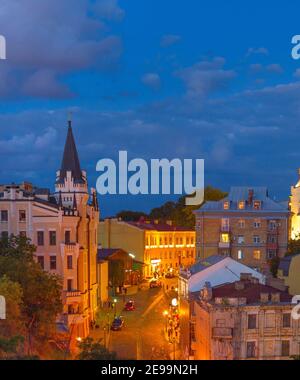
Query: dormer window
253,200,261,210
223,201,230,210
238,201,245,210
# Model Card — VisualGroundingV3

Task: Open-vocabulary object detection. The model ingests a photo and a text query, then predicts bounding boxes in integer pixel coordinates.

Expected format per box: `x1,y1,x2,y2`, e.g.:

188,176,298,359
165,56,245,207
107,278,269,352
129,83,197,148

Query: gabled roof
180,255,265,292
57,121,84,183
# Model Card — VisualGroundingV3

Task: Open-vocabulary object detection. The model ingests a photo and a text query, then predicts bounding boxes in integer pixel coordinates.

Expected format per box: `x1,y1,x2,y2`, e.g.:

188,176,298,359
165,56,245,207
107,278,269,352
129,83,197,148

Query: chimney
271,293,281,303
248,189,254,204
260,293,269,303
240,273,252,282
201,282,212,301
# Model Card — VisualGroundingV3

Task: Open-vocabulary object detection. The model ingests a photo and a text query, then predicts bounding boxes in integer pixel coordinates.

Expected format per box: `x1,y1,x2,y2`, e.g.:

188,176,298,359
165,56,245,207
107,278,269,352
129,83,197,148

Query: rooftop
195,186,289,213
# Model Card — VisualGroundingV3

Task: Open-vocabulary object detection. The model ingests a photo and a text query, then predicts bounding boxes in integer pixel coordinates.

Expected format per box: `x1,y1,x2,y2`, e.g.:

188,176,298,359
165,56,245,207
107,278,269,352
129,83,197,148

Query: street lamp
171,298,178,307
113,299,118,317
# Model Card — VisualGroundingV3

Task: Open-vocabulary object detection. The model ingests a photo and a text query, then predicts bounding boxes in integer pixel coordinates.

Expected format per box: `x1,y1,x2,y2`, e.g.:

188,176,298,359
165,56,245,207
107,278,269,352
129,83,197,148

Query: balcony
212,327,233,338
63,290,82,304
219,242,230,249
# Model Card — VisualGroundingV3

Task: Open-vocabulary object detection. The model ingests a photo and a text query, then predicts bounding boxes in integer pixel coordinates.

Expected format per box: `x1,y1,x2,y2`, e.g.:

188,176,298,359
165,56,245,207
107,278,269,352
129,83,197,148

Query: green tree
269,256,280,278
109,260,125,291
286,236,300,256
77,337,117,360
116,210,148,222
0,235,63,355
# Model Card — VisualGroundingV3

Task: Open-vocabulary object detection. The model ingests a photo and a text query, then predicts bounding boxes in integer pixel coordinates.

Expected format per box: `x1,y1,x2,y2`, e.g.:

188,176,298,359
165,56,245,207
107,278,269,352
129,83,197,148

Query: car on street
124,300,135,311
111,317,124,331
149,280,162,288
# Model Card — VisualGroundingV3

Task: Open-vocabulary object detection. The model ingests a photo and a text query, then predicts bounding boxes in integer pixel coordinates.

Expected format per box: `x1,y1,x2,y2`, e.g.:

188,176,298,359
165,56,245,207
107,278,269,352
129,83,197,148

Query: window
268,221,277,230
223,201,230,210
237,235,245,244
50,256,57,270
65,230,71,244
253,235,261,244
37,256,44,269
283,313,291,328
49,231,56,246
221,218,230,231
253,250,261,260
281,341,290,357
253,201,261,210
254,219,261,228
67,279,73,292
37,231,44,246
221,233,230,243
246,342,256,358
67,255,73,270
216,319,226,327
1,231,8,239
20,231,26,238
238,219,245,229
238,201,245,210
191,237,194,245
267,250,276,259
248,314,257,329
268,235,277,243
169,252,172,259
238,250,244,260
19,210,26,222
0,210,8,222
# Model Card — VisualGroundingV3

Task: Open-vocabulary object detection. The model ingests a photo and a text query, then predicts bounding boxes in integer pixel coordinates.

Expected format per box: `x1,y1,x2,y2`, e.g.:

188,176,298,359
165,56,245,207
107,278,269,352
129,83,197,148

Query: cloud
175,57,236,100
92,0,125,21
141,73,161,90
266,63,283,74
0,0,124,99
246,47,269,57
160,34,181,47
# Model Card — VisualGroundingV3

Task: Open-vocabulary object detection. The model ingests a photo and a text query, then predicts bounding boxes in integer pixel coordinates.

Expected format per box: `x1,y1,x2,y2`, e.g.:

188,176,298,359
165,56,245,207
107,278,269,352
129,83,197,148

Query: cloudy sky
1,0,300,216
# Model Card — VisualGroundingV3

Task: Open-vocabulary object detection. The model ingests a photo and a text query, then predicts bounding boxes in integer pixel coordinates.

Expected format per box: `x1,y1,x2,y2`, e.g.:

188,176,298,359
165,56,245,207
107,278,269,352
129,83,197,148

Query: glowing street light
171,298,178,307
129,253,135,259
163,310,169,317
76,337,82,342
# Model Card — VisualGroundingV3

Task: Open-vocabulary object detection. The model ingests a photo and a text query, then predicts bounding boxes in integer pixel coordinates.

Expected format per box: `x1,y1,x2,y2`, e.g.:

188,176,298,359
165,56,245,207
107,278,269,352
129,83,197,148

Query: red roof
212,281,292,304
127,221,194,232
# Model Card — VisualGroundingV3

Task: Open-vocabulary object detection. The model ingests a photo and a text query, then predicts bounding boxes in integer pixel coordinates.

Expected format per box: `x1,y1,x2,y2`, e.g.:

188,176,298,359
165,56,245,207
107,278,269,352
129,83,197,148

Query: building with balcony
178,255,265,359
190,274,299,360
194,187,290,272
0,121,100,344
98,218,196,277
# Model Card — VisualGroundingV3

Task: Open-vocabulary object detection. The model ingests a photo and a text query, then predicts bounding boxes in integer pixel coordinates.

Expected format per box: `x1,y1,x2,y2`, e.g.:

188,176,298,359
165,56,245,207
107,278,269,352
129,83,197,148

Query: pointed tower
55,120,88,207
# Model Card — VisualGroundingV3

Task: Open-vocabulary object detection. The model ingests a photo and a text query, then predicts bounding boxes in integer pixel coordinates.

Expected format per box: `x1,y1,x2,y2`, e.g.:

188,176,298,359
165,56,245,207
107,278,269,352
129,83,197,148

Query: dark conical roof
58,121,84,183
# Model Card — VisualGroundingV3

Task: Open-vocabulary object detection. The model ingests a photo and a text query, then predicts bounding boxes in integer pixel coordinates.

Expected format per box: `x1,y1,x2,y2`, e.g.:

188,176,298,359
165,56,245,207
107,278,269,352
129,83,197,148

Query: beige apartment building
98,218,196,277
195,187,290,272
0,121,100,343
191,274,299,360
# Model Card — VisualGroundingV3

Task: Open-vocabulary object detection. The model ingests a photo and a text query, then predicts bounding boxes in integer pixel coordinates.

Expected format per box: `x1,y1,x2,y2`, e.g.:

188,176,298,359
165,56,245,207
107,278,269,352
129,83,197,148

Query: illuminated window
253,250,261,260
238,201,245,210
253,200,261,210
237,250,244,260
223,201,230,210
221,233,230,243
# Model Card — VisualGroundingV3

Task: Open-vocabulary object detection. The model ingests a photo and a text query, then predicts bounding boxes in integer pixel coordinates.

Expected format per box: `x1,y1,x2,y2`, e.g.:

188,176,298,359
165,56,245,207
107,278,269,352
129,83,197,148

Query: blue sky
1,0,300,216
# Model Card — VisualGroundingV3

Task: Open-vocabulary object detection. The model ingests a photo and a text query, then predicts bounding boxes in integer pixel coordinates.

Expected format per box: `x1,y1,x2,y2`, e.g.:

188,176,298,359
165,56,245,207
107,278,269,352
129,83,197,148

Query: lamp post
113,298,118,318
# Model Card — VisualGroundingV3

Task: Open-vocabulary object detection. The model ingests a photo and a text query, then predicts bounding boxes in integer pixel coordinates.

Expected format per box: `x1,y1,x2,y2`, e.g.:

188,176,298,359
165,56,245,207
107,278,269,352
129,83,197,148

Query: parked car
111,317,124,331
150,280,162,288
124,300,135,311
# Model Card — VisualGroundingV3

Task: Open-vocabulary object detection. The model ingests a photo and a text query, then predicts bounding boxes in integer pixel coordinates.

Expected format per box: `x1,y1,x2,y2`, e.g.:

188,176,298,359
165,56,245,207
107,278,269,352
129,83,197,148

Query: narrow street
90,278,181,360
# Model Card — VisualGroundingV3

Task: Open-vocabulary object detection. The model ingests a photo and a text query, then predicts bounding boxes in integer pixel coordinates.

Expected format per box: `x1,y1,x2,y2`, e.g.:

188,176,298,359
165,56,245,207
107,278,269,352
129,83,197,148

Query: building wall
97,261,109,306
196,212,289,271
278,255,300,296
192,299,300,360
98,219,196,277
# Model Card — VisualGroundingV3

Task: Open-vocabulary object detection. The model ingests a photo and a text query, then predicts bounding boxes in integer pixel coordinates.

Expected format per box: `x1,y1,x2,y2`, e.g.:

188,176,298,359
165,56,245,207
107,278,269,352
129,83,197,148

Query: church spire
58,119,84,184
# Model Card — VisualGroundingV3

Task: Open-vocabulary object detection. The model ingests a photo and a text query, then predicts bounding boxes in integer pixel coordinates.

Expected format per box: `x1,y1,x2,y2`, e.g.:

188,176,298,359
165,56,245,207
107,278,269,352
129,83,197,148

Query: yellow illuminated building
290,169,300,239
98,219,196,276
